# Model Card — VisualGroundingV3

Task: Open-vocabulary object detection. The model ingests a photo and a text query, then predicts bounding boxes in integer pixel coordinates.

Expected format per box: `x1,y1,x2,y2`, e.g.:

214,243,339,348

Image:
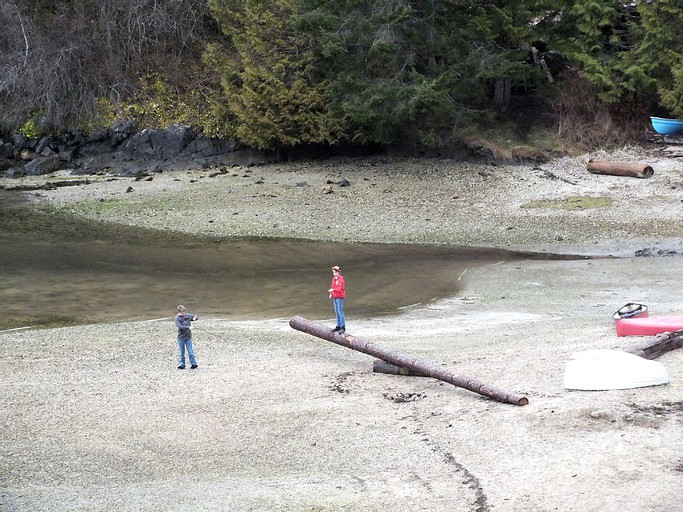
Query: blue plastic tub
650,116,683,135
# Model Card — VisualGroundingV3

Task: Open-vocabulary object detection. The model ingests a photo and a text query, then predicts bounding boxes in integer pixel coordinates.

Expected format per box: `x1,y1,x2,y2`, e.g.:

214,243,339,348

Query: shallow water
0,190,571,325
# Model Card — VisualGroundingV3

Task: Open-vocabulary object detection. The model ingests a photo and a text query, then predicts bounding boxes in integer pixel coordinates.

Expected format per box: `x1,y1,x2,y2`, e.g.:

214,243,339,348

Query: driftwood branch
531,47,553,83
624,330,683,360
11,0,30,67
662,146,683,157
289,316,528,406
1,179,92,192
586,159,654,179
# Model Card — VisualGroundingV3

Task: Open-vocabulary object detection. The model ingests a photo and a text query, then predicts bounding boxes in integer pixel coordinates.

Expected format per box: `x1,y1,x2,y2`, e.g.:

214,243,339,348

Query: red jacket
330,275,345,298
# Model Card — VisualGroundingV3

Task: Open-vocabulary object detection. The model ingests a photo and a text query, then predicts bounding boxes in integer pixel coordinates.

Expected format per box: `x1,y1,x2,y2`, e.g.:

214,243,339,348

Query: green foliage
302,0,468,146
119,72,222,134
633,0,683,117
207,0,342,148
77,98,118,134
205,0,548,149
660,67,683,118
531,0,640,102
9,0,683,149
530,0,683,119
18,116,41,138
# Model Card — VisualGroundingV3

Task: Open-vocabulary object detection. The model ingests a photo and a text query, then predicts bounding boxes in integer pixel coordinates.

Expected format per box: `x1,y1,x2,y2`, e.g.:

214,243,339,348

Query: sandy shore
12,145,683,255
2,148,683,511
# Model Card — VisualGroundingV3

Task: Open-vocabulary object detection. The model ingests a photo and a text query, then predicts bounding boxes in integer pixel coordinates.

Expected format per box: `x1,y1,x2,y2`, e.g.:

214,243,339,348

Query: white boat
563,349,669,391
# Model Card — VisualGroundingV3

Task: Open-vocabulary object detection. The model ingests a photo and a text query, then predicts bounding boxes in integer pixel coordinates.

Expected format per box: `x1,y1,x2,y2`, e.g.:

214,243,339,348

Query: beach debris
613,302,649,323
625,330,683,360
586,159,654,179
661,146,683,157
383,391,426,403
563,349,669,390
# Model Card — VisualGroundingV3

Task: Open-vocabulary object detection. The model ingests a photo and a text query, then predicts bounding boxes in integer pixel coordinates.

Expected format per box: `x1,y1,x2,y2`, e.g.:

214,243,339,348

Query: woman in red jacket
328,265,346,333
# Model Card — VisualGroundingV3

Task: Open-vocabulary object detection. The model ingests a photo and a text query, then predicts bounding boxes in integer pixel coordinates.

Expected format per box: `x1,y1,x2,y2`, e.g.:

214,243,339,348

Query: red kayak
616,316,683,336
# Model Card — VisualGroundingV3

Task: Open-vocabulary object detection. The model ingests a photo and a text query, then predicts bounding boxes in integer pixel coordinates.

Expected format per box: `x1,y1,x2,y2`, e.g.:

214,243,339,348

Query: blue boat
650,116,683,135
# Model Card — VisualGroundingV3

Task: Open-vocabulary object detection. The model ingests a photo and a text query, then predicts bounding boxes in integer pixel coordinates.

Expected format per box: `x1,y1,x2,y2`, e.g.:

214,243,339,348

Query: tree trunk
494,77,511,110
289,316,529,406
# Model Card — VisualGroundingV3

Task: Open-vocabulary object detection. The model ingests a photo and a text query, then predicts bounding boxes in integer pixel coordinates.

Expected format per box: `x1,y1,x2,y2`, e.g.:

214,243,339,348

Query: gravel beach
2,148,683,511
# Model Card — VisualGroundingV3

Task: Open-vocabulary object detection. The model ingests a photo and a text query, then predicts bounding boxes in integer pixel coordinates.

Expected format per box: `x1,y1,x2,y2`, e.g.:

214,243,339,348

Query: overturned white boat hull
564,349,670,391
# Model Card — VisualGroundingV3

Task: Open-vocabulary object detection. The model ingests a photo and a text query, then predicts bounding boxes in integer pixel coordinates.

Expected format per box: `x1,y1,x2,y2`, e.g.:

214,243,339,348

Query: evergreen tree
208,0,546,149
206,0,341,148
531,0,642,102
634,0,683,117
299,0,544,146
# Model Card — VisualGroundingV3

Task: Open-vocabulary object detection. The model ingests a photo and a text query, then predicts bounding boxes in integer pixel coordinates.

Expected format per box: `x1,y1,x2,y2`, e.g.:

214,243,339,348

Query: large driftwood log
586,159,654,179
289,316,528,406
624,330,683,360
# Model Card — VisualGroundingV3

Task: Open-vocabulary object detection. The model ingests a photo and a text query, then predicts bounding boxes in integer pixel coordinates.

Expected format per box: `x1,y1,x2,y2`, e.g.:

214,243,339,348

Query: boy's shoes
190,364,198,369
332,326,340,332
338,327,345,334
177,365,185,370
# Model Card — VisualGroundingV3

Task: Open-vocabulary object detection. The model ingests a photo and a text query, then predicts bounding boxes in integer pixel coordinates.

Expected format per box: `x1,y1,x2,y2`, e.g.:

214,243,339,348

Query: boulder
0,157,11,171
59,147,75,162
34,136,53,155
119,125,195,161
76,151,134,174
12,134,29,151
110,160,164,176
5,167,25,179
119,129,156,158
182,134,233,158
111,119,138,144
149,125,195,159
23,155,61,176
79,136,117,157
19,149,35,161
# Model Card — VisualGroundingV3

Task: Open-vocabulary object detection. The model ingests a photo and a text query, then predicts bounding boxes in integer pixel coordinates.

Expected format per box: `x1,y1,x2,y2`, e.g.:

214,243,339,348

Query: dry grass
550,72,645,150
459,132,551,162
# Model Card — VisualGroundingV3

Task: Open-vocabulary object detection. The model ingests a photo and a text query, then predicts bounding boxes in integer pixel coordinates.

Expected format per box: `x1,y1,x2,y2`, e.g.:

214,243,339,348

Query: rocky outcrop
2,122,275,178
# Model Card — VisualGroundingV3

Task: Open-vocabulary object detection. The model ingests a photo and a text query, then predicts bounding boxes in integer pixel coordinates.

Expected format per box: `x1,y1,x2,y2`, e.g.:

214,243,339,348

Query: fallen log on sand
586,159,654,179
289,316,528,406
625,330,683,360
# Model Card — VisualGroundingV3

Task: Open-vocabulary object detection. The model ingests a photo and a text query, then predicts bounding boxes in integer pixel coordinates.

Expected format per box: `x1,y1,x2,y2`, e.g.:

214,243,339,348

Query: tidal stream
1,190,575,326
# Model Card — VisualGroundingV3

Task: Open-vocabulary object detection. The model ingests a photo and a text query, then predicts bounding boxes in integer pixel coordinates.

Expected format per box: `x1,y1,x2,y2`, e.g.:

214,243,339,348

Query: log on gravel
586,160,654,178
289,316,528,406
